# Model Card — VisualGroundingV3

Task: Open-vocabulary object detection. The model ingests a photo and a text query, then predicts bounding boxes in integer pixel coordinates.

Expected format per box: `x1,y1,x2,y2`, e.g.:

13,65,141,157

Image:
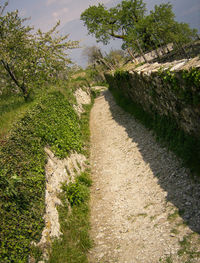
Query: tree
82,46,104,65
83,46,127,71
81,0,146,45
0,1,79,99
81,0,197,56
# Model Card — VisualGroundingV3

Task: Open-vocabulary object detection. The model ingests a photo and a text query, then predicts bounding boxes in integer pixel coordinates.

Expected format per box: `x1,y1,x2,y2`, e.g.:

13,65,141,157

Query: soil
88,90,200,263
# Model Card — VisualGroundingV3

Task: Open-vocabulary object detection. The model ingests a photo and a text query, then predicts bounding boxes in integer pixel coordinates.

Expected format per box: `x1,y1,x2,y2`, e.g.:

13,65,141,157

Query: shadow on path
104,90,200,234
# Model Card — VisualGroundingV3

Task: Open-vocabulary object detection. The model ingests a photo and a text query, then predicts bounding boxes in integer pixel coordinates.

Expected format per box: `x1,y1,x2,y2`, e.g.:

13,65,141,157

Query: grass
177,234,200,259
0,93,35,139
170,228,180,235
49,93,94,262
137,213,148,218
150,215,157,221
167,210,179,222
0,83,91,262
160,233,200,262
49,171,92,263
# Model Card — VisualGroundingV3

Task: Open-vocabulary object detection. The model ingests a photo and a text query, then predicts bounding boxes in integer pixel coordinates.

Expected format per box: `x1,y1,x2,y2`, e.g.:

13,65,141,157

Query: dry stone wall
105,57,200,137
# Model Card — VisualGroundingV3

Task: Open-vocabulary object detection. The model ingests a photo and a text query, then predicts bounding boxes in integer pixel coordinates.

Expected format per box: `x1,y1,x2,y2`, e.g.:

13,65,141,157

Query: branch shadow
104,89,200,234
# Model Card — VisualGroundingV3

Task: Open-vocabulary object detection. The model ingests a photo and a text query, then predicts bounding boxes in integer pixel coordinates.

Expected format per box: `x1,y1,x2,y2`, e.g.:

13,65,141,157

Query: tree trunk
136,39,148,63
1,60,29,100
127,48,137,62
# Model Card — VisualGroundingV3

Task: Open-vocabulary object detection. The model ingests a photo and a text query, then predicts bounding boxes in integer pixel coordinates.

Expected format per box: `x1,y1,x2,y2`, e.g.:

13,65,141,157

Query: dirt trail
88,90,200,263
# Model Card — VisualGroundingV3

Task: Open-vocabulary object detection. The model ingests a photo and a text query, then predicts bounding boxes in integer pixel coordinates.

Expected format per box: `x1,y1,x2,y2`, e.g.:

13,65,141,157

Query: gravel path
88,90,200,263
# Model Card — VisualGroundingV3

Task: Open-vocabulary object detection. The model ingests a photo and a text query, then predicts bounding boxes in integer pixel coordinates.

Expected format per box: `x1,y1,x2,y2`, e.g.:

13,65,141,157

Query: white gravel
89,90,200,263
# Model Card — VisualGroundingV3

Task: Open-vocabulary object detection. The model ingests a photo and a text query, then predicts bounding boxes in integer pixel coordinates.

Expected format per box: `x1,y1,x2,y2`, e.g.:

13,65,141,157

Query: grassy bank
0,85,91,262
49,99,94,263
49,170,92,263
109,86,200,177
0,93,35,139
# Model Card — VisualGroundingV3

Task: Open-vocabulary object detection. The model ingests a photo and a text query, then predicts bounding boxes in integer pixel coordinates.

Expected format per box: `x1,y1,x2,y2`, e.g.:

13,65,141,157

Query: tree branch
110,27,125,40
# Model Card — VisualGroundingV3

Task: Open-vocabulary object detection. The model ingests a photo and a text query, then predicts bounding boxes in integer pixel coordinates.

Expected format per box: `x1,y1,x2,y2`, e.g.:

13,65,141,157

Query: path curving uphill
88,90,200,263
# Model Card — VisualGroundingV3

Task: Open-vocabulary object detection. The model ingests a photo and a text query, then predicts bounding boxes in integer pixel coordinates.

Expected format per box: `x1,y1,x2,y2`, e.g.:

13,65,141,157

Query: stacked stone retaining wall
105,57,200,138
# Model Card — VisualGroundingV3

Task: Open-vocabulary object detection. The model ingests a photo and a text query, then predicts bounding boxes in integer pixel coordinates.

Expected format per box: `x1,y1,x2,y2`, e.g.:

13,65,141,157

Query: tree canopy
81,0,197,55
0,1,79,99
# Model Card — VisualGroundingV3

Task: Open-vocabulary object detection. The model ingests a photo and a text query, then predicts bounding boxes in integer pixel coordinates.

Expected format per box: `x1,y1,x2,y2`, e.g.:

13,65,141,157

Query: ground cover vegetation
81,0,198,60
0,89,88,262
0,1,96,262
49,104,94,263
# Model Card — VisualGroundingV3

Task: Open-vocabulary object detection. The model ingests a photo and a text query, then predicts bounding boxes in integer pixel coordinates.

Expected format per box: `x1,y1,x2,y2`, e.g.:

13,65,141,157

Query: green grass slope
0,87,91,262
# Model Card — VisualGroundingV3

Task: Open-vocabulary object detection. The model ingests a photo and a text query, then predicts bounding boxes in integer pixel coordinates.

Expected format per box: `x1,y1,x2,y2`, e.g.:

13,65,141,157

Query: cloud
19,8,27,17
46,0,71,6
182,3,200,16
52,7,69,25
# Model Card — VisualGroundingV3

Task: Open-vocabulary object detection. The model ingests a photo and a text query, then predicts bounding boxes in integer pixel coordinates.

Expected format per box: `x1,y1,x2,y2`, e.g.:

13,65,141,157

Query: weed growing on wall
158,67,200,105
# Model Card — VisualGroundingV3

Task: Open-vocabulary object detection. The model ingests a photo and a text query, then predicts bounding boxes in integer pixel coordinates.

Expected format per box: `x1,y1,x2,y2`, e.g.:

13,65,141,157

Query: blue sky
6,0,200,66
7,0,200,32
7,0,113,31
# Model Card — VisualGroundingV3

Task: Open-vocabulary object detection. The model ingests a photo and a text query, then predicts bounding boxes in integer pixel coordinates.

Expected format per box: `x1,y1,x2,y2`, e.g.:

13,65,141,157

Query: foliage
81,0,146,45
49,97,93,263
0,88,86,262
49,197,91,263
106,71,200,176
82,46,104,65
81,0,197,55
158,67,200,105
65,182,89,206
0,2,79,99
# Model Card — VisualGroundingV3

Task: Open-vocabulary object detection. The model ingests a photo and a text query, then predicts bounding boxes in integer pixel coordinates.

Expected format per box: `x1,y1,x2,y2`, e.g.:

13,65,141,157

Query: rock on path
89,90,200,263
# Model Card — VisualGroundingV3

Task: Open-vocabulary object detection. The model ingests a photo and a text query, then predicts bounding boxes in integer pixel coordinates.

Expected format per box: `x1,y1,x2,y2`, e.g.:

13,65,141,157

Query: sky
6,0,200,66
7,0,113,31
7,0,200,31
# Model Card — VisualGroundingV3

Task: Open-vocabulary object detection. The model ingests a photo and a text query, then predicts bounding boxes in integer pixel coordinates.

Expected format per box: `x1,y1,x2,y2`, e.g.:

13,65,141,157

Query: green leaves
81,0,197,55
0,89,86,262
65,182,89,206
0,7,79,99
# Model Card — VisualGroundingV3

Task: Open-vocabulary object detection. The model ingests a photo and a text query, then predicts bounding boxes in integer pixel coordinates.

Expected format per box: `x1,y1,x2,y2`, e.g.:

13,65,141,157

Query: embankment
0,86,93,262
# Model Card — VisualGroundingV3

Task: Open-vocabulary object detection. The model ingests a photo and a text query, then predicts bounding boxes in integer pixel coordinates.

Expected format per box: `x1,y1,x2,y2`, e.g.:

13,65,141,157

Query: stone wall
105,57,200,137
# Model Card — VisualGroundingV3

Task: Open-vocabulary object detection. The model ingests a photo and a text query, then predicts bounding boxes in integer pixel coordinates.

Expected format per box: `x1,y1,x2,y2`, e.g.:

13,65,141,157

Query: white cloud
52,7,69,23
19,8,27,17
46,0,71,6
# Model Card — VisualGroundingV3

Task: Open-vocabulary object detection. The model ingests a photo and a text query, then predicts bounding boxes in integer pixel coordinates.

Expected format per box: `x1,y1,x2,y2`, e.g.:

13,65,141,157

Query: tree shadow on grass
0,95,26,117
104,89,200,234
